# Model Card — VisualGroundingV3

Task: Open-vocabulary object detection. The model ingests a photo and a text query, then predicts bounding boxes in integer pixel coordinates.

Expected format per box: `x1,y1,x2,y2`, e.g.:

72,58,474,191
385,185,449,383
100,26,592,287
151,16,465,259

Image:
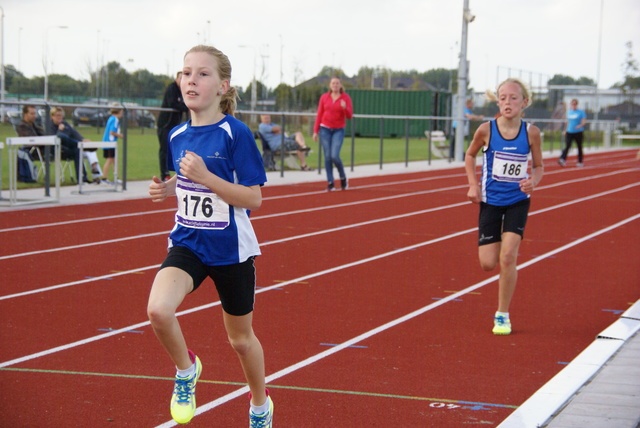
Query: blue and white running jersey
481,119,530,206
167,115,267,266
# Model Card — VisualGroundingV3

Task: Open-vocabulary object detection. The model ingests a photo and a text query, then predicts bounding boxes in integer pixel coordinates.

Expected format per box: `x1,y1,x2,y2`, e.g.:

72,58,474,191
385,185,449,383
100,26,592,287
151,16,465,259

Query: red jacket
313,92,353,134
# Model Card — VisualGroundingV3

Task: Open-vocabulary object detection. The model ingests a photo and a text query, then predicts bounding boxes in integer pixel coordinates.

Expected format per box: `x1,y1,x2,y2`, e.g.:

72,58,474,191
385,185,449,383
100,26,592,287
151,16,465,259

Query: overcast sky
2,0,639,94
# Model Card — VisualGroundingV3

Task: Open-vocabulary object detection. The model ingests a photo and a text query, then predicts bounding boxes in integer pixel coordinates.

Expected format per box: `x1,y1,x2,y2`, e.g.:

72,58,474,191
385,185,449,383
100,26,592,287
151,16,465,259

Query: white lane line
2,182,638,300
0,174,460,233
2,204,637,372
1,168,636,261
1,152,633,233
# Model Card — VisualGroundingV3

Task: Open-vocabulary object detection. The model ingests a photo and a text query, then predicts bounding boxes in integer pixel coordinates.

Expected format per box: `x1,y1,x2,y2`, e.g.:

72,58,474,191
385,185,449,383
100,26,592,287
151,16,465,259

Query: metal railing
236,109,622,177
2,101,627,189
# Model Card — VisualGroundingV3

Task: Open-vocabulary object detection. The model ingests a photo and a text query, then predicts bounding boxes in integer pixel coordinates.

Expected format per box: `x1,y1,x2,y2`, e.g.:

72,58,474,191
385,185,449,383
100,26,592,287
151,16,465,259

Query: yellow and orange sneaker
170,350,203,424
493,315,512,335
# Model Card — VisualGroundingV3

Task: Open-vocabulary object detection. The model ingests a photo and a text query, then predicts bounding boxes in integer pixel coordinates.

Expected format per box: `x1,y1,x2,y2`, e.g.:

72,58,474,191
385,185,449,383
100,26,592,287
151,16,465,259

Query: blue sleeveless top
481,119,530,206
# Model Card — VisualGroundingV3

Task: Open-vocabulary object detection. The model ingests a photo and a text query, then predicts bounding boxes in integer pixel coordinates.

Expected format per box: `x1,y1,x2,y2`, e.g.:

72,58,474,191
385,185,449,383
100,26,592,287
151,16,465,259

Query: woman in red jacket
313,77,353,191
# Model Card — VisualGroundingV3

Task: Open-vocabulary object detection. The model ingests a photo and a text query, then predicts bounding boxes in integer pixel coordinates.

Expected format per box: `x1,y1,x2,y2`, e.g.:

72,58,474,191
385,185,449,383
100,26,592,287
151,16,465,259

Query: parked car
134,109,156,128
72,99,112,127
123,103,156,128
2,97,21,125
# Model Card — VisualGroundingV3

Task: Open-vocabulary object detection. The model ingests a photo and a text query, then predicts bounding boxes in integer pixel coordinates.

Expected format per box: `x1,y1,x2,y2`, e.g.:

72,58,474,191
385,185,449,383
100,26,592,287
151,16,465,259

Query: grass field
0,121,633,190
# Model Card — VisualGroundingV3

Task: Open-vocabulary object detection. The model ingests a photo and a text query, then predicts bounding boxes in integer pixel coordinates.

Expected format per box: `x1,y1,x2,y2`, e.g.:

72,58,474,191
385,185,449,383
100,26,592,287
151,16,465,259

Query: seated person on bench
258,114,312,171
16,105,45,138
48,107,102,183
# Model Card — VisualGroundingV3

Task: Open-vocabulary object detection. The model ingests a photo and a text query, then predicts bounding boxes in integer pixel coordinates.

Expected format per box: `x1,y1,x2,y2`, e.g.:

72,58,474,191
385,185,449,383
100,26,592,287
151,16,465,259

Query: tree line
4,45,637,111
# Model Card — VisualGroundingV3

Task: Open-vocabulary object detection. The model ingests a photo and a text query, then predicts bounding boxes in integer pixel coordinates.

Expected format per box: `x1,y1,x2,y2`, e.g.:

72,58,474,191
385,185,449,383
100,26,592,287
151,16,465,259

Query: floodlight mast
1,7,5,122
455,0,473,162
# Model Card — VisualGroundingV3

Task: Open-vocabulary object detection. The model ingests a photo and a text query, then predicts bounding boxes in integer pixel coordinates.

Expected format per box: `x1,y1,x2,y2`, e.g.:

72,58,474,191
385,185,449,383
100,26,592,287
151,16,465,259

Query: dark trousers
560,131,584,163
58,135,87,182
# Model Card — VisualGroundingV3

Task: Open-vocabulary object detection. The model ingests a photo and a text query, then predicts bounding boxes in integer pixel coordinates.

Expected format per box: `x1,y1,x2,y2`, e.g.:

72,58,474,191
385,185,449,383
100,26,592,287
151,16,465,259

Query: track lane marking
1,168,636,261
1,207,638,371
0,367,518,410
0,150,634,233
1,182,638,300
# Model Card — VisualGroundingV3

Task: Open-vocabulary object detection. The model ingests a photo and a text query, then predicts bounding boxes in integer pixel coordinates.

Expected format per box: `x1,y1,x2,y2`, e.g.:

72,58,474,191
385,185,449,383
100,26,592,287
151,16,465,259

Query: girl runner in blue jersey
147,45,273,426
464,78,544,335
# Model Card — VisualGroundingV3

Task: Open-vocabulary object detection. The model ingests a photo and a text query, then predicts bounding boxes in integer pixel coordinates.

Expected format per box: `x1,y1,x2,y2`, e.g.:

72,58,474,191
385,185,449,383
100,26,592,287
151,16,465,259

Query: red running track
0,149,638,427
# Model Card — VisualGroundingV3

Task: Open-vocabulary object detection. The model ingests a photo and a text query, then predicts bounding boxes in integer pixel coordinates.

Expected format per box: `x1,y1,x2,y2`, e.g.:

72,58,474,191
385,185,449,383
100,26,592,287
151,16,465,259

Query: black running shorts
160,246,257,316
478,198,531,246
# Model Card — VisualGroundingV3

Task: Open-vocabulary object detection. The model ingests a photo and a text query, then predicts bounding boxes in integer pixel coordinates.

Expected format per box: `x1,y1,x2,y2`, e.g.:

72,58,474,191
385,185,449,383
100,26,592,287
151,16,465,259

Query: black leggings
560,131,584,163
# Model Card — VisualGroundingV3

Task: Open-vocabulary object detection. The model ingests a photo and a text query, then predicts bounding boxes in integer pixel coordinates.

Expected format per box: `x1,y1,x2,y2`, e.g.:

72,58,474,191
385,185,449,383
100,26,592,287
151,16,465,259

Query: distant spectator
258,114,312,171
450,99,483,160
558,98,587,167
100,106,124,183
48,107,101,183
313,77,353,191
16,105,45,137
157,72,188,181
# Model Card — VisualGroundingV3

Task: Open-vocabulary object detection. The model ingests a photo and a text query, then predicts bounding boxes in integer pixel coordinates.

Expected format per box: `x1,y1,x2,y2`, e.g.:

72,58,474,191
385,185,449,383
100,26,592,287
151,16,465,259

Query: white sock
250,397,270,414
495,311,509,319
176,363,195,379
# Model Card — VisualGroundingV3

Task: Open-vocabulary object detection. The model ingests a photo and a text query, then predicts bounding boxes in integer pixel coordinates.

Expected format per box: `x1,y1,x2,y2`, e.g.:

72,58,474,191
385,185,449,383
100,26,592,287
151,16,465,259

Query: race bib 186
492,151,528,182
175,176,229,229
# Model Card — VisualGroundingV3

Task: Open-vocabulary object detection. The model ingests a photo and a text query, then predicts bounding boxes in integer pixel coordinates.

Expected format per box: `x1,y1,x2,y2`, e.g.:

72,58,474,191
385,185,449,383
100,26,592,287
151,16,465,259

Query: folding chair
27,145,47,179
26,145,74,183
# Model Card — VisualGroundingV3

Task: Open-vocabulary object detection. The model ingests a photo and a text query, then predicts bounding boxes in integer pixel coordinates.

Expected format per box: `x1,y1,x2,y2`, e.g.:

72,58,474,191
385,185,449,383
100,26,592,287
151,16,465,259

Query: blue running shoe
249,393,274,428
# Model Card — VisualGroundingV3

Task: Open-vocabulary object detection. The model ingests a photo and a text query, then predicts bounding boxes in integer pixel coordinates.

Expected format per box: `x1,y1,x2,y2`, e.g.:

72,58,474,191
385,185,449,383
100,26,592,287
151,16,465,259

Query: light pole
43,25,68,101
1,6,5,121
96,30,100,99
279,34,284,85
454,0,475,162
594,0,604,124
238,45,257,114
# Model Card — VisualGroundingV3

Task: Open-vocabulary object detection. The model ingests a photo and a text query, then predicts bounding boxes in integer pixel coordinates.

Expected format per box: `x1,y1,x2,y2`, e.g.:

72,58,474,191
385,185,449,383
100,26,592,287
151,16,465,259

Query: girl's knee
147,302,173,327
228,334,253,356
499,252,518,269
480,260,497,271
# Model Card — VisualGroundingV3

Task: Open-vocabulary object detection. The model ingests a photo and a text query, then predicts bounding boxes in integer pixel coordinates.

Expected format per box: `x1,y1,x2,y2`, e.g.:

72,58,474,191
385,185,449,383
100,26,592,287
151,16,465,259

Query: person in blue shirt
464,78,544,336
100,107,123,183
558,98,587,167
147,45,273,427
258,114,312,171
450,99,483,160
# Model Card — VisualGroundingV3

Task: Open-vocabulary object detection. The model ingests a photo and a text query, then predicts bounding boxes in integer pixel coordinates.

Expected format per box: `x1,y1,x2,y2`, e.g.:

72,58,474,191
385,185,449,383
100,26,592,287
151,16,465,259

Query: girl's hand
179,151,211,184
519,178,535,195
312,133,319,142
149,176,167,202
340,100,347,109
467,184,482,204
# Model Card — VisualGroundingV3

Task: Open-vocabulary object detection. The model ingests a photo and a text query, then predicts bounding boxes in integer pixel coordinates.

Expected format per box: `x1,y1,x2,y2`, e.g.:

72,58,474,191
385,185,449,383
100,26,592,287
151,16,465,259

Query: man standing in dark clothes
157,72,188,181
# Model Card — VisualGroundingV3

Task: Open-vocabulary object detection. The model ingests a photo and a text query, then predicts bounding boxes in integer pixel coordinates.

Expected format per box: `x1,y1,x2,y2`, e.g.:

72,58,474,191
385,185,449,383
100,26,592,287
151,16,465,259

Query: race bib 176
175,176,229,229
